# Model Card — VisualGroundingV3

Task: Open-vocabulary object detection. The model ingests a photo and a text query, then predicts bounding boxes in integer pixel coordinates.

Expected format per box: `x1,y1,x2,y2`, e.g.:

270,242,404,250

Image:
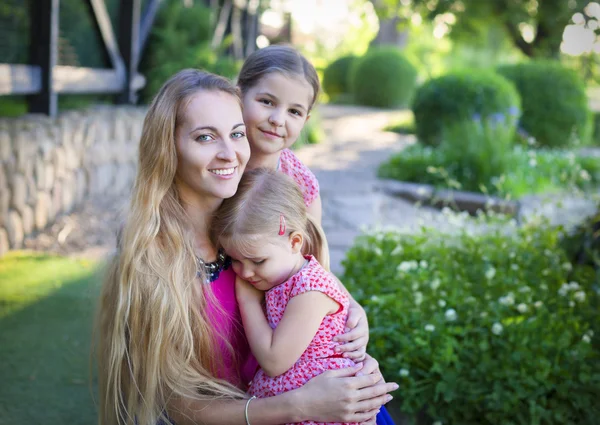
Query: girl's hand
294,361,398,424
235,278,264,304
334,301,369,361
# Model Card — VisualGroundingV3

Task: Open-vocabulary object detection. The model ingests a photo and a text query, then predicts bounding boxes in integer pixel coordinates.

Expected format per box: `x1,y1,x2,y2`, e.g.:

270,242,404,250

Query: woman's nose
216,139,236,161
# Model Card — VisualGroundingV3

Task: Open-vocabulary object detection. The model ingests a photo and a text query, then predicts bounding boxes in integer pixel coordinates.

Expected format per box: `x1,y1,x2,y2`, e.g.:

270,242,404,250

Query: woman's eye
231,131,246,139
195,134,213,142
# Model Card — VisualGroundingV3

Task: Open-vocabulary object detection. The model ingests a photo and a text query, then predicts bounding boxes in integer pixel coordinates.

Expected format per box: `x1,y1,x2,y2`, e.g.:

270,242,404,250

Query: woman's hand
334,301,369,361
235,278,264,304
294,359,398,424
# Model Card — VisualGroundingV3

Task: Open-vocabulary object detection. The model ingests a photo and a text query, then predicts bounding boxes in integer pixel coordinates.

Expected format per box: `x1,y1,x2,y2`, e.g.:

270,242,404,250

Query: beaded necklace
196,249,231,283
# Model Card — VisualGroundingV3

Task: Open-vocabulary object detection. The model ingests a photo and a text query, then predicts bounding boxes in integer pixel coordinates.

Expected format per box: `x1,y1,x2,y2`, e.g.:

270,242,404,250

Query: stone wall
0,106,146,256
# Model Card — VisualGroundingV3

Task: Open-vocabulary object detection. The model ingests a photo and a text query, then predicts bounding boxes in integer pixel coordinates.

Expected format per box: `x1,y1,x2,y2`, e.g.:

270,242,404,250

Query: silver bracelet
245,396,257,425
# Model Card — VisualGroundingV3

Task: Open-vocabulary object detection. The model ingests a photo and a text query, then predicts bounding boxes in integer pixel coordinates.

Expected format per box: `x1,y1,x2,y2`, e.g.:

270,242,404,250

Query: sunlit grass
0,251,103,424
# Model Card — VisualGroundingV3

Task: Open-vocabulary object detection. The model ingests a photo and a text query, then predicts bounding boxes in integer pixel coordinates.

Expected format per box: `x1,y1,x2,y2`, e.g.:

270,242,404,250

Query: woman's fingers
335,335,368,353
320,364,364,379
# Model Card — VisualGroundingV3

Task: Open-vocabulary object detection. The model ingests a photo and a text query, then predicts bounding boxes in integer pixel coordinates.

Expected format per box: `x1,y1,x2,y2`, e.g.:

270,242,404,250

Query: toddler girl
213,168,358,425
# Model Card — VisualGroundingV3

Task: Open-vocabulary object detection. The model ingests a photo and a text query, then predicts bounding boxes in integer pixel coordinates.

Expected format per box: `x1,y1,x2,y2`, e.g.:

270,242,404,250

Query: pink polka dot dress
248,256,358,425
278,149,319,207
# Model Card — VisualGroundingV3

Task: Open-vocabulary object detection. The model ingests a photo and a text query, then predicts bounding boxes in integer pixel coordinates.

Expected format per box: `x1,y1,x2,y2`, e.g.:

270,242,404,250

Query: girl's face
226,233,306,291
175,90,250,202
241,72,313,158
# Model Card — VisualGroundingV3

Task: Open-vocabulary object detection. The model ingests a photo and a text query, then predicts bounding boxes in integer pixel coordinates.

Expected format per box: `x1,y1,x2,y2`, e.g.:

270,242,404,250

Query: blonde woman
97,69,398,425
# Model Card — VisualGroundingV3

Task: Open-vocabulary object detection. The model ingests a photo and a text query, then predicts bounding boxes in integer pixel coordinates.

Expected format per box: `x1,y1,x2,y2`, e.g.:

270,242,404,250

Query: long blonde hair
212,168,330,271
97,69,245,425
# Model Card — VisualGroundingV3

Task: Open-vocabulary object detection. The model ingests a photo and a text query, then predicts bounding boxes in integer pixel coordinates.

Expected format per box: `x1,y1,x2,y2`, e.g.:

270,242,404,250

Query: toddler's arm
236,277,339,377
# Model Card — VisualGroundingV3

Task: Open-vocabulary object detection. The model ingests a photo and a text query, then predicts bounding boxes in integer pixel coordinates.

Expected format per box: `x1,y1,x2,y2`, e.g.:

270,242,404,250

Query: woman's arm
236,277,339,377
169,360,398,425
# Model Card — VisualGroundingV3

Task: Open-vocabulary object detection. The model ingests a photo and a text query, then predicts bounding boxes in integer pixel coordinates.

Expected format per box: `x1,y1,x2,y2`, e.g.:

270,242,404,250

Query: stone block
35,191,51,231
10,173,27,214
0,187,9,227
51,180,63,218
44,163,55,191
52,146,66,180
0,227,8,257
6,209,24,248
62,174,76,213
0,129,11,161
75,169,87,204
21,204,34,235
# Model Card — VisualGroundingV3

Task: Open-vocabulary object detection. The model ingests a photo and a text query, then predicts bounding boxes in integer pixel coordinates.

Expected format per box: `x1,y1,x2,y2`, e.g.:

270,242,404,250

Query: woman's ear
289,231,304,253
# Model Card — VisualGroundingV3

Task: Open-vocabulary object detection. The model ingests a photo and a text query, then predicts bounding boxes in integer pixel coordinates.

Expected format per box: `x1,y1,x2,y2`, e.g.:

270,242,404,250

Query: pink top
278,149,319,207
206,266,258,388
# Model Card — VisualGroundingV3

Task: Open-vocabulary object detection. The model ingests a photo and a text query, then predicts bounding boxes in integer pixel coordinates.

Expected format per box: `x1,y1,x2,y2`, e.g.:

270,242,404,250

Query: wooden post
28,0,59,117
118,0,141,104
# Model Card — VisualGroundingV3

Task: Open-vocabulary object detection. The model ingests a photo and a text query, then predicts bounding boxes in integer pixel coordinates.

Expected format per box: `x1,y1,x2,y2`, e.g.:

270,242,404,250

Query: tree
373,0,590,58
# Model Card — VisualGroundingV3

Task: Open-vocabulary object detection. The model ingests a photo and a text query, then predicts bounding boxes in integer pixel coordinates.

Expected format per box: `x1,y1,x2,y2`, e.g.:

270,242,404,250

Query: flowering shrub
411,70,520,147
378,141,600,198
497,61,593,148
342,220,600,424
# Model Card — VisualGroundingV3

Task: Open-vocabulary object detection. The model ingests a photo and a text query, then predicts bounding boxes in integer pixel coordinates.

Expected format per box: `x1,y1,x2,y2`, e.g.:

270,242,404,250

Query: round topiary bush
412,71,521,147
349,47,418,108
322,55,358,101
497,61,593,148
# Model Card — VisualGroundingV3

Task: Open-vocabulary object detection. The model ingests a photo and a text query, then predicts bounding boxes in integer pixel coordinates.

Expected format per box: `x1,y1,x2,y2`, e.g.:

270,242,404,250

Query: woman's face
175,90,250,202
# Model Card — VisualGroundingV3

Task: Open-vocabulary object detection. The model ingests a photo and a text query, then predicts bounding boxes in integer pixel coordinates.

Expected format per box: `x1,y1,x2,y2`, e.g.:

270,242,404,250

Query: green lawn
0,251,103,425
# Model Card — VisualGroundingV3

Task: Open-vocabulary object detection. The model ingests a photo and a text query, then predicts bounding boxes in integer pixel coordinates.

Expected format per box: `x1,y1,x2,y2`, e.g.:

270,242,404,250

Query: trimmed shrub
497,61,593,148
322,55,358,101
342,222,599,425
349,48,418,108
593,111,600,145
412,70,521,147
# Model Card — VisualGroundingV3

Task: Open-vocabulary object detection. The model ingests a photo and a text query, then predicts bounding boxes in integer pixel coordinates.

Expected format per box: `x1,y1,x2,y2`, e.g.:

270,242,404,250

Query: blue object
376,405,396,425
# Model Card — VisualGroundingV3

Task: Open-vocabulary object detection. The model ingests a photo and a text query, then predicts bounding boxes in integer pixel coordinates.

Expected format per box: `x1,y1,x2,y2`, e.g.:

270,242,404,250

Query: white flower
542,269,550,276
529,158,537,167
374,247,383,256
509,252,516,259
534,301,543,308
412,282,420,291
433,422,443,425
518,286,531,293
582,334,591,343
425,324,435,332
465,296,476,303
397,261,418,273
580,169,591,181
480,311,488,318
517,303,528,313
420,260,428,269
568,281,580,290
558,283,570,297
511,264,519,271
438,299,447,307
414,291,423,306
399,368,410,377
562,262,573,272
445,308,457,322
491,322,503,335
586,330,595,337
391,245,403,256
485,267,496,280
540,283,548,290
499,293,515,306
569,301,575,307
430,278,441,291
574,291,586,303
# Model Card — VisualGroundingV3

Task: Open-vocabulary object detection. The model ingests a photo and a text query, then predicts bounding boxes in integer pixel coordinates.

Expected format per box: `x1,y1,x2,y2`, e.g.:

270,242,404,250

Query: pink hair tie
279,214,286,236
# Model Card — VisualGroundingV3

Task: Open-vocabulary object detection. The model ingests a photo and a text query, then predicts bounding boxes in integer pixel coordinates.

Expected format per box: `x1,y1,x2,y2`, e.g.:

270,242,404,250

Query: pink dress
278,148,319,207
206,266,258,388
248,256,357,425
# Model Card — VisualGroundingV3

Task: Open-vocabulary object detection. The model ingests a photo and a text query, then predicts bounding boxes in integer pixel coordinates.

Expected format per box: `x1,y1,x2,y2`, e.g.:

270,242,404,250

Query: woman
97,69,398,425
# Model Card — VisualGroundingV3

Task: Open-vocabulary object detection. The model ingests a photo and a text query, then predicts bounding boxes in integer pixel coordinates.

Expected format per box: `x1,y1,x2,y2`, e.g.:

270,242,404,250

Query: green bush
593,112,600,145
342,222,599,425
349,47,418,108
497,61,593,148
412,70,521,146
139,1,241,103
322,55,358,101
294,110,325,149
378,143,600,198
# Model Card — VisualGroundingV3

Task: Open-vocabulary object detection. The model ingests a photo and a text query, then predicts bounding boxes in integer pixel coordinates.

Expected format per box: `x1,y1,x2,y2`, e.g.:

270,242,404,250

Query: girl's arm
306,193,323,225
236,277,338,377
168,358,398,425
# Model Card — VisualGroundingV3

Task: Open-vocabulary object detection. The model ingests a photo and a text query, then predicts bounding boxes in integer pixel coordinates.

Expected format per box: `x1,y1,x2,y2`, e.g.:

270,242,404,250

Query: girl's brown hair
212,168,329,271
237,44,321,110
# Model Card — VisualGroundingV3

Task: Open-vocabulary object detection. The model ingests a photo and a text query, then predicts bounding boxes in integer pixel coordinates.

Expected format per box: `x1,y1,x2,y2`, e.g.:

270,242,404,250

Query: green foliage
412,70,520,146
593,112,600,145
322,55,359,101
349,47,418,108
294,110,325,149
140,0,241,103
384,112,415,135
342,222,600,424
0,252,101,423
378,142,600,199
562,206,600,277
497,61,593,148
